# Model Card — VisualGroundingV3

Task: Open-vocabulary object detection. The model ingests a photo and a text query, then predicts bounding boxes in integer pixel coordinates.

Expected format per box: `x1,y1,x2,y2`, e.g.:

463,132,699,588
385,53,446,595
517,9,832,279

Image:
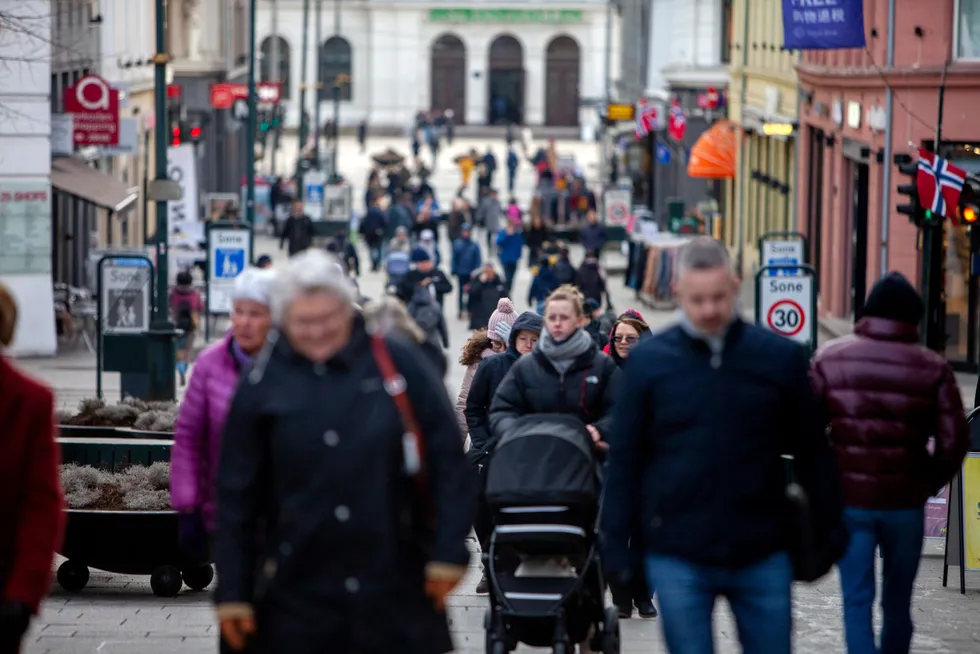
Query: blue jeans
502,261,518,294
838,507,924,654
645,551,793,654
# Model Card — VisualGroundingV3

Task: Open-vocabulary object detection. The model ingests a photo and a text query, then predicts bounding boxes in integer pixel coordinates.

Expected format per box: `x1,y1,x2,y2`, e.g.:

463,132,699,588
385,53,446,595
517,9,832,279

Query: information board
304,171,326,221
100,258,151,334
208,228,252,314
0,182,52,275
324,183,351,222
761,238,805,277
603,189,631,227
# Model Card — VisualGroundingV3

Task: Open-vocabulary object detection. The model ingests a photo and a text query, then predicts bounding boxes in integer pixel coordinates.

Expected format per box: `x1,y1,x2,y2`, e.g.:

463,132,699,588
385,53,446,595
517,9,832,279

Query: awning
51,157,139,213
687,119,738,179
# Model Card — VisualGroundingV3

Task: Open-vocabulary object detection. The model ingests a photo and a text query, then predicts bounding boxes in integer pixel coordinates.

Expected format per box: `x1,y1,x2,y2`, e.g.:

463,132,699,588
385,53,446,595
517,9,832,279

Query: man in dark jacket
552,245,577,286
582,298,609,350
465,310,543,593
467,262,507,331
396,249,453,309
359,195,387,272
602,237,845,654
450,224,482,318
575,253,607,307
280,201,316,256
812,272,968,654
579,210,608,254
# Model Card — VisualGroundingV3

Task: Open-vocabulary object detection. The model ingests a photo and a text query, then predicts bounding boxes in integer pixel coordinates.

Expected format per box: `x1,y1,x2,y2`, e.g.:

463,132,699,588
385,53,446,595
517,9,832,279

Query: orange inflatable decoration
688,119,737,179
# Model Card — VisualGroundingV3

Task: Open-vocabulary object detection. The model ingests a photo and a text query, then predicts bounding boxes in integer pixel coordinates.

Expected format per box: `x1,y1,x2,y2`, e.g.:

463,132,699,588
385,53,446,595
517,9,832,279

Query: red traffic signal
171,125,181,146
190,126,202,141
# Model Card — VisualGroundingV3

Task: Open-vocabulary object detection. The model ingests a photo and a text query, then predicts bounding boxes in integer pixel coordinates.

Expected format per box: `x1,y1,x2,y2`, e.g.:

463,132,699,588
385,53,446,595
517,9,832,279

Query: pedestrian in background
359,194,388,272
579,209,608,255
214,251,475,654
527,257,558,315
357,119,367,153
811,272,969,654
575,251,607,309
602,237,846,654
171,271,203,387
451,224,482,319
455,328,495,440
582,299,609,351
395,248,453,310
496,223,524,295
279,201,316,256
476,188,502,254
0,284,64,654
171,268,274,565
506,146,519,194
467,264,508,331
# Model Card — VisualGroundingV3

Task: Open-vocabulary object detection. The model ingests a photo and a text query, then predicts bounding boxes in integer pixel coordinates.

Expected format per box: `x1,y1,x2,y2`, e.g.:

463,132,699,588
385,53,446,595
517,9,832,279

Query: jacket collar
854,316,919,343
675,316,745,352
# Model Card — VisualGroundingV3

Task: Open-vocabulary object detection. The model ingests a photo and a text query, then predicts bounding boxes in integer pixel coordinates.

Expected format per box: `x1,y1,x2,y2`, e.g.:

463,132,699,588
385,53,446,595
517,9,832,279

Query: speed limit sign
756,265,817,349
603,189,631,226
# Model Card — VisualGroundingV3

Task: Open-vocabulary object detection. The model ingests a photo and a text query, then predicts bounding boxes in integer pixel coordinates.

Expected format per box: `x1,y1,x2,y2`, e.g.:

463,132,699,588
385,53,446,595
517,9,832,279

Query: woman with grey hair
213,250,475,654
171,267,275,566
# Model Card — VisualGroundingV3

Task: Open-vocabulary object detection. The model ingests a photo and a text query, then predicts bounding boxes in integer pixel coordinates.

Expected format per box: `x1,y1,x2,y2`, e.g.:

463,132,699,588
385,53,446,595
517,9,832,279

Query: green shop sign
428,9,583,23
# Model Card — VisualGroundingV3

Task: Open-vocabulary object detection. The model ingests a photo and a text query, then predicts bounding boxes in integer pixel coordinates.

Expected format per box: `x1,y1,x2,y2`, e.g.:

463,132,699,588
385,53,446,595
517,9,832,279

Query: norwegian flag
634,101,659,139
667,99,687,141
917,148,967,224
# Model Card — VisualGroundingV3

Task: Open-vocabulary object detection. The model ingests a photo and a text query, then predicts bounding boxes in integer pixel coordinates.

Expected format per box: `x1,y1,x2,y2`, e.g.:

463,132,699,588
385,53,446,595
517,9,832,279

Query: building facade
795,0,980,370
646,0,732,220
0,0,57,356
255,0,611,130
725,0,799,274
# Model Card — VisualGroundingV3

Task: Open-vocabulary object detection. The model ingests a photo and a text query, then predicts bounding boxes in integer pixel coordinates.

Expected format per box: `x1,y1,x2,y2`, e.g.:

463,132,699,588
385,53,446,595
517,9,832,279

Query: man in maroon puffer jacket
812,271,968,654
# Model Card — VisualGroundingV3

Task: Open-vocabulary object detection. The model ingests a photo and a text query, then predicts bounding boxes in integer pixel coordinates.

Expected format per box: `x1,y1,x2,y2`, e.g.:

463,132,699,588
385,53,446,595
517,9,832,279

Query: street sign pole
754,264,819,356
296,0,312,190
245,0,258,224
148,0,176,401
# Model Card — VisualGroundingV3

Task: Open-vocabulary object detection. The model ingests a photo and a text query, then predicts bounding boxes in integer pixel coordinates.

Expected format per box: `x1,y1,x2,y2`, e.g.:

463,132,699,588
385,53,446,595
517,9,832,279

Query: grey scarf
536,328,594,375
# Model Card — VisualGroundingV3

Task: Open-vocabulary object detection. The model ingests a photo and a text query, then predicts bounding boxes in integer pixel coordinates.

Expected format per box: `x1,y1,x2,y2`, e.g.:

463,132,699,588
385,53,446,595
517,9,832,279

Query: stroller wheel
600,606,621,654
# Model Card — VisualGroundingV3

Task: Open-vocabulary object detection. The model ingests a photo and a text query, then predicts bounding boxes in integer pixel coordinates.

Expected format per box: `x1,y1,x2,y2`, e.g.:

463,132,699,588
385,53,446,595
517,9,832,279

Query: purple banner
924,484,950,540
782,0,867,50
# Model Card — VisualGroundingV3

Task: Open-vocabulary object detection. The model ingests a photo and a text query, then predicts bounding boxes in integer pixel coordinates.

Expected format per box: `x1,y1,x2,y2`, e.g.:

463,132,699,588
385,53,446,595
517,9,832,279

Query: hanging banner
167,143,202,247
781,0,866,50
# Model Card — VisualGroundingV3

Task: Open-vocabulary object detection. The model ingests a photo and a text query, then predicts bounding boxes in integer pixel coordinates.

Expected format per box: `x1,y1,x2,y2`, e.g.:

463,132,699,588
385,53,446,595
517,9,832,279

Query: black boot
610,585,632,619
635,598,658,618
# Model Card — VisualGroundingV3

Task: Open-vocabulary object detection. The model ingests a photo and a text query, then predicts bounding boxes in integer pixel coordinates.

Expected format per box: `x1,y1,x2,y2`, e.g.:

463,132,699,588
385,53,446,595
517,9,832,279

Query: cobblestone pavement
15,136,980,652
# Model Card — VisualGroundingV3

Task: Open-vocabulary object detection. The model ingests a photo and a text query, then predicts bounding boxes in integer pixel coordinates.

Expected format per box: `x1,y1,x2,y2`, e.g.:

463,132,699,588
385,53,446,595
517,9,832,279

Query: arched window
259,36,291,100
319,36,352,101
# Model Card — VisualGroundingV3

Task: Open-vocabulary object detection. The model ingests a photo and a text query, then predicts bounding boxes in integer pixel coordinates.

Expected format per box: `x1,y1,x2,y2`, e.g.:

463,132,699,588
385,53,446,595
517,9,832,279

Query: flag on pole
917,148,967,224
634,100,659,140
667,98,687,141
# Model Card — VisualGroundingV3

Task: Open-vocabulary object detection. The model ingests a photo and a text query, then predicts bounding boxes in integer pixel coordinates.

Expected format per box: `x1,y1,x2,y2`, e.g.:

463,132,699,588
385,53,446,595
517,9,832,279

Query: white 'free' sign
759,275,814,347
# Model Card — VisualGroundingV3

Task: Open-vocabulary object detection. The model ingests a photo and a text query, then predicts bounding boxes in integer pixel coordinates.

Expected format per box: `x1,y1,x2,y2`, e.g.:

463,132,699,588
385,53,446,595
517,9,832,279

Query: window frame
954,0,980,60
318,36,353,102
720,0,734,65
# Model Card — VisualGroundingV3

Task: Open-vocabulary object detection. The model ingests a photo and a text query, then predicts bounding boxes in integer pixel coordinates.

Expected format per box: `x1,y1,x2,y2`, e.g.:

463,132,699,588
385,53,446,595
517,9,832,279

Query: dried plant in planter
59,397,180,432
60,462,171,511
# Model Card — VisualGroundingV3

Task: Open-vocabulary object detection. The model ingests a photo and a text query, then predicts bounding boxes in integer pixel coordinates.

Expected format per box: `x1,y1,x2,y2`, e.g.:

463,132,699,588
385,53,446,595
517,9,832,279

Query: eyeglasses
613,335,638,345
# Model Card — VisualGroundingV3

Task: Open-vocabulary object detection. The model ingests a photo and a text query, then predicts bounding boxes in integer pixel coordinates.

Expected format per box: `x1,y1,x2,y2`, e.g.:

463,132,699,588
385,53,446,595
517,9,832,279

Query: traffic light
894,153,926,227
960,177,979,224
171,124,182,146
189,124,202,143
259,109,271,133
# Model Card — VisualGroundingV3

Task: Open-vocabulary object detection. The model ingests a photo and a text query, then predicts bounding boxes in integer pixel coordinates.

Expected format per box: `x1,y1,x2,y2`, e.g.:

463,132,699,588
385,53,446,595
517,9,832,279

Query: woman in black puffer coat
489,284,619,455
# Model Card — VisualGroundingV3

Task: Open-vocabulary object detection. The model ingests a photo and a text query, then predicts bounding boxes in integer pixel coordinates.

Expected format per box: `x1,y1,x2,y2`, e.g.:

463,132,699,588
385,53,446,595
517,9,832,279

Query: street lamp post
314,0,323,170
330,0,342,182
296,0,312,190
148,0,176,401
245,0,258,223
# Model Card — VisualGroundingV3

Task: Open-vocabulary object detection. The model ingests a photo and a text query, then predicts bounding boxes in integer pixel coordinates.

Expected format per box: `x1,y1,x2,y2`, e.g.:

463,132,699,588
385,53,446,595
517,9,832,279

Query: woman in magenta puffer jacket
170,267,275,561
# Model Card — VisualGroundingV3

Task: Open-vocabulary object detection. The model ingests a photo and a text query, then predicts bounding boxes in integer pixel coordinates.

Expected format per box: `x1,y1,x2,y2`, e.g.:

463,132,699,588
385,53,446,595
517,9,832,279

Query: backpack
408,287,443,344
174,295,195,331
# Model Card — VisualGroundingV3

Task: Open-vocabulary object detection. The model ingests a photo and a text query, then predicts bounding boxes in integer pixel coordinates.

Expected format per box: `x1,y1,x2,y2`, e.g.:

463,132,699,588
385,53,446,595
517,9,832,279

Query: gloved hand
0,601,31,652
424,562,467,612
177,510,209,563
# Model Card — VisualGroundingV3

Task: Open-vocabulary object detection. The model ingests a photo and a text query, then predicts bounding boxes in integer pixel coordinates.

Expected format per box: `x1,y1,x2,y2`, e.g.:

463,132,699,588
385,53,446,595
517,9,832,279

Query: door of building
488,35,524,125
430,34,466,124
544,36,580,126
850,161,870,318
807,128,825,273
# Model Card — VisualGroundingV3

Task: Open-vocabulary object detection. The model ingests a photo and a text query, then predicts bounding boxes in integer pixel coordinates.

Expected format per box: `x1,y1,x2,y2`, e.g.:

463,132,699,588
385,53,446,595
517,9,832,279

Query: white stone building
0,0,56,355
255,0,615,129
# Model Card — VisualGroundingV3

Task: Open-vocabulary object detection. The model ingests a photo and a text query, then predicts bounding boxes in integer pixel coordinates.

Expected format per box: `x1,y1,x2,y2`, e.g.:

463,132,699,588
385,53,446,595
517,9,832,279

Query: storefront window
943,145,980,367
958,0,980,58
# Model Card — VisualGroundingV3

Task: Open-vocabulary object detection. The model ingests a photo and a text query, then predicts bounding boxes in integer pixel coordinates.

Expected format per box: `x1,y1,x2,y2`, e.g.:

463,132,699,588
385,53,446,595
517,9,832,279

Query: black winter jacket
214,321,475,654
396,269,453,308
465,311,544,464
489,333,619,442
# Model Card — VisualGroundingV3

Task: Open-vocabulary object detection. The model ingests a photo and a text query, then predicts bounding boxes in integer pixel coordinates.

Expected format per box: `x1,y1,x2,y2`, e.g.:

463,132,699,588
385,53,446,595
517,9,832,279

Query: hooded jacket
464,311,544,464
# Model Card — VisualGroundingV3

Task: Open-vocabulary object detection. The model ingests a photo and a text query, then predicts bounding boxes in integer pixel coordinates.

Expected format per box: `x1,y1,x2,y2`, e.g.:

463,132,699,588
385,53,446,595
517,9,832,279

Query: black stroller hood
484,413,599,510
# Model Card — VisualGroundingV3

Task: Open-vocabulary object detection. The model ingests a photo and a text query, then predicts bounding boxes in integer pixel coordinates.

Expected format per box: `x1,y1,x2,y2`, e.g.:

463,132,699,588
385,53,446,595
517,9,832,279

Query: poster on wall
781,0,866,51
0,183,52,275
924,484,950,541
167,143,203,247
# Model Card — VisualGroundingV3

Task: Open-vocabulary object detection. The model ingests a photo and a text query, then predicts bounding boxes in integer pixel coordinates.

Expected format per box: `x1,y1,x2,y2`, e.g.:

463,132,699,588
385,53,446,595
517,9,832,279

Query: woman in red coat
0,284,65,654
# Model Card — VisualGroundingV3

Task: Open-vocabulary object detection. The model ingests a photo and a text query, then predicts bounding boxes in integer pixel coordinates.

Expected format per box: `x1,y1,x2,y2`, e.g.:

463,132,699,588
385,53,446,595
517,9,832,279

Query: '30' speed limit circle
766,299,805,337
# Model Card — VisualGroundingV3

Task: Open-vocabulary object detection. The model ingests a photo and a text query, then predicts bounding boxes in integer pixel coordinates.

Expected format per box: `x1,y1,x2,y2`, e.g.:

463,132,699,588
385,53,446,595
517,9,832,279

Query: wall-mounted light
762,122,795,137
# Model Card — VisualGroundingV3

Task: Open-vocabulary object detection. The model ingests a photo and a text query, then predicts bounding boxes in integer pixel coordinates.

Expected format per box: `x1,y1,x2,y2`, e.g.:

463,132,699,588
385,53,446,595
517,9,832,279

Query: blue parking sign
215,248,245,279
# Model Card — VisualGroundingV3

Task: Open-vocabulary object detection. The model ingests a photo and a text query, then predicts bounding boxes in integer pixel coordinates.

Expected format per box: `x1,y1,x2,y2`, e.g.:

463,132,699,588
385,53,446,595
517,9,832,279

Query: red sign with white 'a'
64,74,120,146
209,82,282,109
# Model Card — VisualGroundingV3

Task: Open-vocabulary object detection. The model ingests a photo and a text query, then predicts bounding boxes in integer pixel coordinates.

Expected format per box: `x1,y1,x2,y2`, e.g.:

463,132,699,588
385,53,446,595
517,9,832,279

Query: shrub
59,397,179,432
60,462,172,511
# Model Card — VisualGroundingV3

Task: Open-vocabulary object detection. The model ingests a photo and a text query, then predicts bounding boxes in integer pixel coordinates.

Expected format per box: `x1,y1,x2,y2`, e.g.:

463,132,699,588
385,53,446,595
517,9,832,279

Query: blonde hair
0,283,17,346
544,284,585,317
362,296,424,344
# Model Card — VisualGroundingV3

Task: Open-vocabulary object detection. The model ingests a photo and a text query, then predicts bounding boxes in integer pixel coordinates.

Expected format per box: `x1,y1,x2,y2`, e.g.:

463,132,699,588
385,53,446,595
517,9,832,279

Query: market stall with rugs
624,224,694,309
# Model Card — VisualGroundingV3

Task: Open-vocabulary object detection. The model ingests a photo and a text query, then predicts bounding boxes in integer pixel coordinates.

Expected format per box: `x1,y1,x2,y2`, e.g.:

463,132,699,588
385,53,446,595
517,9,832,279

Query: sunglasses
613,335,638,345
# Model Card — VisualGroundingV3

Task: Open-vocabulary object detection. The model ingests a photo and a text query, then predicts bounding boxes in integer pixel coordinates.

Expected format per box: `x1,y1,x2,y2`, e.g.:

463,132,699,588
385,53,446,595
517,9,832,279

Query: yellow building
724,0,800,275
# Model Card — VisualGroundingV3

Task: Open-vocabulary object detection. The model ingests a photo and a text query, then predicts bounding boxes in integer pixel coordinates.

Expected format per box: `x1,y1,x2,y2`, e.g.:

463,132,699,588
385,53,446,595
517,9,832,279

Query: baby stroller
482,414,620,654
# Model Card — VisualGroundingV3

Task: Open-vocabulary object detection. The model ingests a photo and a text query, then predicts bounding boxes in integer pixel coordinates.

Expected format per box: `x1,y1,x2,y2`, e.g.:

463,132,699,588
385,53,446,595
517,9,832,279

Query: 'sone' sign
64,75,120,146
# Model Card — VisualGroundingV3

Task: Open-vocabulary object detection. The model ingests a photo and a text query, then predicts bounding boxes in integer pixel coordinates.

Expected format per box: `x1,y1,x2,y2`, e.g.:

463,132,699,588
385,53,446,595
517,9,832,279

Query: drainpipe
600,0,613,186
735,0,750,272
879,0,896,277
792,51,801,234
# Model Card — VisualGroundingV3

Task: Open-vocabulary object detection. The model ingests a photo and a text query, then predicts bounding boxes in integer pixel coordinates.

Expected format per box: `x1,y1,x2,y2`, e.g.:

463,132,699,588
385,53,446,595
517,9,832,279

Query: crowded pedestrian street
12,134,980,649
